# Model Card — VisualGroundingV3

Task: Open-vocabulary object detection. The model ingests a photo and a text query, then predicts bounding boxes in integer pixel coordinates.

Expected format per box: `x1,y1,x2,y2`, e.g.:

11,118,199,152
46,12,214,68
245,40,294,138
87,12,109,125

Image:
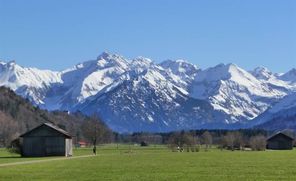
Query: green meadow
1,145,296,181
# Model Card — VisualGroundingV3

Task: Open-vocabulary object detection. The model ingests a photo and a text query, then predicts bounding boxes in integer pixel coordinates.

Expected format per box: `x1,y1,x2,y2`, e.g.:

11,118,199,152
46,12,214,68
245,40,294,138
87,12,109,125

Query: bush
140,141,148,147
7,138,22,155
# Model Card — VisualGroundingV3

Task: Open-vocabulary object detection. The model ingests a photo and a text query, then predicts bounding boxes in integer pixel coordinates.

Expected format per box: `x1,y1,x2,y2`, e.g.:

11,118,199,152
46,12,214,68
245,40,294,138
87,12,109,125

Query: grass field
1,145,296,180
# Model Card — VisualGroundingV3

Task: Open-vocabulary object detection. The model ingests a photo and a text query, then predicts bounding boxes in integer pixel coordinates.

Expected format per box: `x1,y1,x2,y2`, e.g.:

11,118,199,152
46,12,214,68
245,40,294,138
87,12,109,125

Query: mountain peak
7,60,16,66
280,68,296,82
96,52,128,68
97,51,112,59
160,59,199,79
254,66,269,71
162,59,197,67
226,63,239,69
130,57,153,74
96,51,126,61
133,56,152,65
0,60,17,68
287,68,296,75
195,63,242,82
251,66,273,80
211,63,240,72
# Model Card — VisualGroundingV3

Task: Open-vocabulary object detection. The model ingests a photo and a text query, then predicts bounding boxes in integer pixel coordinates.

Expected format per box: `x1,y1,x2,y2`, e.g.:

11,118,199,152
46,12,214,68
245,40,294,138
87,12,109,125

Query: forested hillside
0,86,111,147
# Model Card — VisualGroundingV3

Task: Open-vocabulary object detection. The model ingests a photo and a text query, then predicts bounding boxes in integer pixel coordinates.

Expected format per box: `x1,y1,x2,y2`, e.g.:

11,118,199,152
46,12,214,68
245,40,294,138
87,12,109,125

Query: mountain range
1,52,296,132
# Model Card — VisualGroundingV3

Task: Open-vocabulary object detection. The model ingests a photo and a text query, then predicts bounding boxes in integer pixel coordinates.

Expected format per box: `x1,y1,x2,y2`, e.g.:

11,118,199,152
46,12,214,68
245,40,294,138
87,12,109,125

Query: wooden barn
267,132,294,150
20,123,73,157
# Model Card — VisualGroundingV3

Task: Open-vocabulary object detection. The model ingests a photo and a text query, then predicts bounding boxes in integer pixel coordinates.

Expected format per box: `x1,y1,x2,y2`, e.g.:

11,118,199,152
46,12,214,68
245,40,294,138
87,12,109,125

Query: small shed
20,123,73,157
267,132,294,150
77,141,87,148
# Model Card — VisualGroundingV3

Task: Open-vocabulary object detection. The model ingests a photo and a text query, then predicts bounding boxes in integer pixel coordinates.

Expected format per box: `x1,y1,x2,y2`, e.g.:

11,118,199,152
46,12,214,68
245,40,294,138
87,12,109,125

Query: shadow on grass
0,155,65,159
0,156,22,159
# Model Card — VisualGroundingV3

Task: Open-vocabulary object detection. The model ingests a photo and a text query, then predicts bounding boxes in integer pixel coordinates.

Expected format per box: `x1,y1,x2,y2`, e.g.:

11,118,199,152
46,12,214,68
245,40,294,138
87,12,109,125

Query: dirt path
0,155,95,167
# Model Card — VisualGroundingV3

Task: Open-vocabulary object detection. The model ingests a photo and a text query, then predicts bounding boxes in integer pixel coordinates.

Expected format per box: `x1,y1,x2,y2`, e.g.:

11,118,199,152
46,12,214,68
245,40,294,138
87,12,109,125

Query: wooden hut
20,123,73,157
77,141,87,148
267,132,294,150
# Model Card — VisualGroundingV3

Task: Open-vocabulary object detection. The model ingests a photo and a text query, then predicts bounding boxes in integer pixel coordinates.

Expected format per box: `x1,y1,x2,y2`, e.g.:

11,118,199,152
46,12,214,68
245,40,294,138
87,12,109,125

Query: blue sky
0,0,295,73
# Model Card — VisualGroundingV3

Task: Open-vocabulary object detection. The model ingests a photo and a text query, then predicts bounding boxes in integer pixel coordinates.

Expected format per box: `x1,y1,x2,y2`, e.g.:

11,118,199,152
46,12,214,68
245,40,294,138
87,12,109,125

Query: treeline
166,130,267,151
114,129,270,151
0,87,112,147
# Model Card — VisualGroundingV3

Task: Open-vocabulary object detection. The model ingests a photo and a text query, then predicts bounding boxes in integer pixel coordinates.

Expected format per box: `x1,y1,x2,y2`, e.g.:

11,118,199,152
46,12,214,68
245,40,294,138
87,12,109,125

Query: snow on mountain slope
251,67,274,80
160,59,199,82
130,57,153,73
43,52,130,110
251,67,295,91
190,63,287,123
159,59,200,94
1,52,296,132
0,61,62,104
73,63,228,132
0,61,62,89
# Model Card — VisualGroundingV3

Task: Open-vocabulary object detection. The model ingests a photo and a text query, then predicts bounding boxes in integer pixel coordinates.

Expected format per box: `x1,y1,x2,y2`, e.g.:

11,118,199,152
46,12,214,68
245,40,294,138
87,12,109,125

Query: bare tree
168,132,183,151
222,131,245,151
167,131,196,152
201,131,212,151
194,136,201,152
249,135,266,151
234,131,245,150
81,115,111,154
223,132,236,151
0,112,19,147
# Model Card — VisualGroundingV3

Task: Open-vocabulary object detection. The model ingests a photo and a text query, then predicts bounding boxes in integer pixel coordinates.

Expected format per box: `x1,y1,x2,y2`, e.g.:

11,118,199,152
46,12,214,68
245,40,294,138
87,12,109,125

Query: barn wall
65,138,73,156
22,137,65,157
267,135,293,150
21,124,73,157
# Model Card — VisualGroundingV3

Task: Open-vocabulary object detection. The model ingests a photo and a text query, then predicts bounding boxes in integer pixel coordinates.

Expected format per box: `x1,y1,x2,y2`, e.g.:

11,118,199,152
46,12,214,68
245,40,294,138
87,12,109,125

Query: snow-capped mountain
73,63,228,132
0,52,295,132
0,61,62,104
251,67,295,90
190,63,288,123
251,67,274,80
42,52,130,110
160,59,199,83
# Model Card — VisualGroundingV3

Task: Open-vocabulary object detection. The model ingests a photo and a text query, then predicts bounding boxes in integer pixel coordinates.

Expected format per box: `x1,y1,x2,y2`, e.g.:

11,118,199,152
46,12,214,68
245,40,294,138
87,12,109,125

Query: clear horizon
0,0,295,72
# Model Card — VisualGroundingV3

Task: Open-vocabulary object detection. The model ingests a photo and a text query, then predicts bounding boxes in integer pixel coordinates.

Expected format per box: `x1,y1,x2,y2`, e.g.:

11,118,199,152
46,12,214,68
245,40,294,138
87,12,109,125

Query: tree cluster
166,130,268,152
167,131,199,152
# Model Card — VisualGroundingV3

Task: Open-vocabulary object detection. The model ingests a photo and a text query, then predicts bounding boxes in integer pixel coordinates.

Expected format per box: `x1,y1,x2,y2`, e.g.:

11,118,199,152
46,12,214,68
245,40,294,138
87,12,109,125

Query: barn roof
20,123,72,138
267,131,294,141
